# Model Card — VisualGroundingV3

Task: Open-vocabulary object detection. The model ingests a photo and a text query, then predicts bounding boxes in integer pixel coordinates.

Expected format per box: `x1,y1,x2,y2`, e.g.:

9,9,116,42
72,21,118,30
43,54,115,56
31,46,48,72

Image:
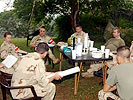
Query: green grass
0,38,104,100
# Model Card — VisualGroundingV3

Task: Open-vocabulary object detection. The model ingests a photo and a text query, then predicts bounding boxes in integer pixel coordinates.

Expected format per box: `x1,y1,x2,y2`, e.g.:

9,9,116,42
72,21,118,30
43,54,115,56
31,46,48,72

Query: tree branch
27,0,36,35
53,4,70,16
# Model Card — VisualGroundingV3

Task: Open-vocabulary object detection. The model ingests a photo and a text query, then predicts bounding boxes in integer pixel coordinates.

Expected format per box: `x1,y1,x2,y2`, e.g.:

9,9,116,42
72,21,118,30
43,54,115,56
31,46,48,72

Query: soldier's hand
3,56,7,59
0,63,5,68
54,72,62,80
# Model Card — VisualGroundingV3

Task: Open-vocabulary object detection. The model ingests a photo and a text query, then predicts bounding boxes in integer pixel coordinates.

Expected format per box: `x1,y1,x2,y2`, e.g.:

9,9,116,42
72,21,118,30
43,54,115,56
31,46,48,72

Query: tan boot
53,58,60,64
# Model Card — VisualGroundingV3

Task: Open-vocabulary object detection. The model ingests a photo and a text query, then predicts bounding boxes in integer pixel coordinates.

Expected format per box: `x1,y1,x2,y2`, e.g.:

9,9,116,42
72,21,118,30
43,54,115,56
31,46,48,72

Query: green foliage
117,18,133,29
14,0,33,21
53,16,72,42
80,14,107,42
121,28,133,46
14,0,72,23
0,38,34,53
82,0,126,18
0,10,28,37
1,0,131,40
124,1,133,10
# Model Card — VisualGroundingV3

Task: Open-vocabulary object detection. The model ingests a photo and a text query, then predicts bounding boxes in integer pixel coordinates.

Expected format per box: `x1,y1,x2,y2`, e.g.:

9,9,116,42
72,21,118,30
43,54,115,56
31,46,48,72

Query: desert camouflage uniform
68,31,85,45
11,52,55,100
0,41,21,74
98,90,121,100
82,38,125,77
30,35,57,63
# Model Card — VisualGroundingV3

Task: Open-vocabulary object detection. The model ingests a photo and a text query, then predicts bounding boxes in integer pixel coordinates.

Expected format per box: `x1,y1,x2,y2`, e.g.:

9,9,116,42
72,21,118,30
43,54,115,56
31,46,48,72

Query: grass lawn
0,38,104,100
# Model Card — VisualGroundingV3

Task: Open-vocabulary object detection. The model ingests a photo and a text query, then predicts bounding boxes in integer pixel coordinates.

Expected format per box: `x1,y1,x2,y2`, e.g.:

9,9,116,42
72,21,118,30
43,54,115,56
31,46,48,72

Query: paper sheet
2,55,18,68
46,67,80,79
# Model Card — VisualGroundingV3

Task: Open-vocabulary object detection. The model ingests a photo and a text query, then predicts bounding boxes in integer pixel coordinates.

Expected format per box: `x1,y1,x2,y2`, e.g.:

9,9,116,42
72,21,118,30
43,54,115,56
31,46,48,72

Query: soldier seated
0,32,27,74
30,26,60,64
98,46,133,100
67,25,90,46
82,27,125,78
11,42,62,100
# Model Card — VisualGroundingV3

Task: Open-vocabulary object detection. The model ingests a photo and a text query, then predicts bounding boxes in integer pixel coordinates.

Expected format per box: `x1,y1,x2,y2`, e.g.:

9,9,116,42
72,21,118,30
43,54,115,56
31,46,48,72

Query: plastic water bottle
75,38,83,57
71,36,74,47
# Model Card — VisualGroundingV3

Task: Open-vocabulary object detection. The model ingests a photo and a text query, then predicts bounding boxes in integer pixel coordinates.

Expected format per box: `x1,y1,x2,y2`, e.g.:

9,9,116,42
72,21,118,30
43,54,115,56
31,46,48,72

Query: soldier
67,25,89,45
0,32,27,74
11,42,62,100
30,26,60,64
98,46,133,100
82,27,125,78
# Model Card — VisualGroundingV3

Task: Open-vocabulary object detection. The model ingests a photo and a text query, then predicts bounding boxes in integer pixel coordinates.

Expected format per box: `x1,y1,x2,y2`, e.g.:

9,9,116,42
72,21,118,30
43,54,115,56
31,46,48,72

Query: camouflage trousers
98,89,121,100
87,60,114,75
13,83,56,100
87,55,117,75
81,60,114,78
48,48,58,63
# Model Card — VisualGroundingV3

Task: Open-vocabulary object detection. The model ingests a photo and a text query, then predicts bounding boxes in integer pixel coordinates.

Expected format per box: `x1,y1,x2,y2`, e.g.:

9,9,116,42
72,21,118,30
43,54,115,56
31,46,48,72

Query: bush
80,14,107,42
53,16,72,42
121,28,133,46
117,18,133,29
53,14,108,43
115,17,133,46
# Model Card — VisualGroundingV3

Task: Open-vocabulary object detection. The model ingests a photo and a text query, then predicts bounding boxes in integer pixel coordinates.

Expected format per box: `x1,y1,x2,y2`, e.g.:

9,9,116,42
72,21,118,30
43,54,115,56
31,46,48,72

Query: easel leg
77,62,82,91
102,61,107,85
59,53,63,71
74,62,78,95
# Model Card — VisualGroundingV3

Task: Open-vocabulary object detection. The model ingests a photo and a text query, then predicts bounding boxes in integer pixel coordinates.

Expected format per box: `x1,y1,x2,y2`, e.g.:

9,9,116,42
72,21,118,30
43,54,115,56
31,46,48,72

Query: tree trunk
70,0,80,32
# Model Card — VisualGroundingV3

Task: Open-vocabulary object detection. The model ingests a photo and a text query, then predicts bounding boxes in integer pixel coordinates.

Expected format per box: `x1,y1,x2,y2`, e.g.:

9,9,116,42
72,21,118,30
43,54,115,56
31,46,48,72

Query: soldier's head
40,26,46,37
117,46,130,64
4,32,12,43
75,25,82,33
112,27,121,38
36,42,49,58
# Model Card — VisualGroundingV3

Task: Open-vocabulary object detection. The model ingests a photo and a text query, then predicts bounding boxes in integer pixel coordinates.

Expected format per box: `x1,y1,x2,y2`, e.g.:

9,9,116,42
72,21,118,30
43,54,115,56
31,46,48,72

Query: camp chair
0,71,12,100
0,75,42,100
107,97,114,100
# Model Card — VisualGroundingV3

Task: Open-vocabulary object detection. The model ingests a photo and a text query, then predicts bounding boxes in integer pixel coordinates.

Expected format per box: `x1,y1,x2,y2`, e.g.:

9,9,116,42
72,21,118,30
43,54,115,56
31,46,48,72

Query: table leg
74,62,78,95
59,52,63,71
77,62,82,91
102,61,107,85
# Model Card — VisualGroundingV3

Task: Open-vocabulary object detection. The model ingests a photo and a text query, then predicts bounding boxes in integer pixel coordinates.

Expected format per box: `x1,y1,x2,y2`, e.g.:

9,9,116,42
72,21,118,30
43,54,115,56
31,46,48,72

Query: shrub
53,16,72,42
117,18,133,29
121,28,133,46
80,14,107,42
